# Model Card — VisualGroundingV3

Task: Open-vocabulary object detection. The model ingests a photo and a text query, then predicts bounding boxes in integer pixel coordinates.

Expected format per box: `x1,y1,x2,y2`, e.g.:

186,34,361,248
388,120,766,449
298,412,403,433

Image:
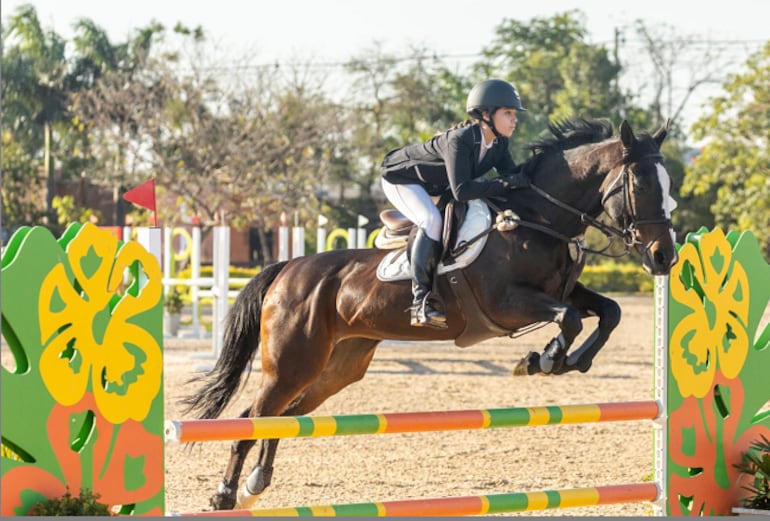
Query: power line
181,38,766,73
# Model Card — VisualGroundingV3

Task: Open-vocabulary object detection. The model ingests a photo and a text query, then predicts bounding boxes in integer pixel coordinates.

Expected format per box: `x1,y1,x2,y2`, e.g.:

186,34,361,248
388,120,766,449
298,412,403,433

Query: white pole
278,227,289,261
212,226,230,357
356,214,369,249
292,227,305,258
652,275,669,516
191,227,201,336
357,228,367,249
317,215,328,254
134,227,163,297
163,227,172,286
347,228,357,249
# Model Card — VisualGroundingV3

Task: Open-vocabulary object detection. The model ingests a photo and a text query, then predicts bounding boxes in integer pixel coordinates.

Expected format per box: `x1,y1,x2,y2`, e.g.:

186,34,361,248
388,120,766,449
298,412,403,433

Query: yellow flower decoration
37,224,162,424
670,228,750,398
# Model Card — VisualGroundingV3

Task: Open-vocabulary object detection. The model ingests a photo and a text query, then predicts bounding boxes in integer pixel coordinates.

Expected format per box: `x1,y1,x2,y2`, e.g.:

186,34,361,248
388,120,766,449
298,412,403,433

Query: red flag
123,178,157,226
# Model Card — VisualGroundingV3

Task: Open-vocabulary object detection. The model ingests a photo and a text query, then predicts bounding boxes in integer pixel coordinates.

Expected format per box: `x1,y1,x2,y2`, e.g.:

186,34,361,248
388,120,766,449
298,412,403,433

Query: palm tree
3,4,73,226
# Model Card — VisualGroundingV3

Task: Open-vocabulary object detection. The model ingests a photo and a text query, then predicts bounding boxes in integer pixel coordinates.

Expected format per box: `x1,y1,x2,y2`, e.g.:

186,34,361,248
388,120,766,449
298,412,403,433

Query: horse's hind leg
210,407,259,510
236,338,380,509
211,335,335,510
236,438,278,508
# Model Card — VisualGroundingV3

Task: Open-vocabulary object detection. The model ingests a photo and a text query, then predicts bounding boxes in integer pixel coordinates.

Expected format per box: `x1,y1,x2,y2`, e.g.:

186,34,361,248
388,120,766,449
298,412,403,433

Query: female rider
380,79,530,329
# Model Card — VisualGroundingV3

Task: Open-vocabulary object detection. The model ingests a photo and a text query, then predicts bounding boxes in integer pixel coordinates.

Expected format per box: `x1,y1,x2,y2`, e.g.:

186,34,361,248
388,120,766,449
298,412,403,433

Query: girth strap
446,268,511,348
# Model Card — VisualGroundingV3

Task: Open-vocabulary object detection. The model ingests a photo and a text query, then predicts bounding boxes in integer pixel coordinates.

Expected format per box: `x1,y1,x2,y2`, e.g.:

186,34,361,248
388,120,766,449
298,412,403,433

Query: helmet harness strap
480,108,503,139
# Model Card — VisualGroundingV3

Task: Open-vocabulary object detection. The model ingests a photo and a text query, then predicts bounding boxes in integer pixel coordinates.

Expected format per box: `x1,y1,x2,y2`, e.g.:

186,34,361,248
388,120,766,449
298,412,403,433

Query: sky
2,0,769,128
3,0,767,64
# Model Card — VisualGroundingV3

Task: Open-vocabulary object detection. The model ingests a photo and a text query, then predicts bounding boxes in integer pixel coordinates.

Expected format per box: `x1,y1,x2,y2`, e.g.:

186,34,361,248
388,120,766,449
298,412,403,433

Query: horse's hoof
210,493,236,511
512,352,541,376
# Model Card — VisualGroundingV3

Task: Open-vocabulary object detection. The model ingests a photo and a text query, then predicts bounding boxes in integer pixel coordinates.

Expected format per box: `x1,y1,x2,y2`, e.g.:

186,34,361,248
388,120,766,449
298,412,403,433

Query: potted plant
29,487,111,516
733,434,770,517
164,286,185,337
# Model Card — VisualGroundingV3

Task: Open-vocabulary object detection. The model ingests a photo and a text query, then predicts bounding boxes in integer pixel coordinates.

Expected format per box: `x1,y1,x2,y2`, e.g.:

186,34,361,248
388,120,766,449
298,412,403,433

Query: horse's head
600,120,679,275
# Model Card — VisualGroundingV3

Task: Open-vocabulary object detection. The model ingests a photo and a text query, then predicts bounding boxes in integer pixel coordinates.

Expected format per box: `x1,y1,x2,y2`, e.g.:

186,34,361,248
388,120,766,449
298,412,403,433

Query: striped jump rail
165,400,661,443
172,482,659,516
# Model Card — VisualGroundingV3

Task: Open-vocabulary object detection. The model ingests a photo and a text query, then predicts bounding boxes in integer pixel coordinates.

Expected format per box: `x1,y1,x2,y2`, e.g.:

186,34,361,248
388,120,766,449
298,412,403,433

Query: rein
450,152,670,260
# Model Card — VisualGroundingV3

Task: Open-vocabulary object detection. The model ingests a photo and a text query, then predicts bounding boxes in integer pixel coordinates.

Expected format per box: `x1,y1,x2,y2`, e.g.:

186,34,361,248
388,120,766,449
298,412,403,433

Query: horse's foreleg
529,304,584,375
558,283,620,374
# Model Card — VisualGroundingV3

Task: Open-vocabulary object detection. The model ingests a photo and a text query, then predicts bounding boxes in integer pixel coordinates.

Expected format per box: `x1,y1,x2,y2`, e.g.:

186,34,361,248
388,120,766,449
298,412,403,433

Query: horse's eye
633,180,648,192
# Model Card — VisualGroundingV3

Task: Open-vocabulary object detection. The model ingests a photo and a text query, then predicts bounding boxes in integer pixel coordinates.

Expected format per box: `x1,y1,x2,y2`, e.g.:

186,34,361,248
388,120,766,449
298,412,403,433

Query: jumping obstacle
164,227,770,517
2,224,770,517
165,400,661,443
176,483,660,517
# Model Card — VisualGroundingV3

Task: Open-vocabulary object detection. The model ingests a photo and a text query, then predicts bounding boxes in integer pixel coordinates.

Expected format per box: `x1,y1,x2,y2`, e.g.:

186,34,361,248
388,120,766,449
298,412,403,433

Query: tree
2,4,71,226
2,5,162,231
625,20,730,132
342,45,467,223
1,130,46,234
72,34,342,261
475,10,626,161
683,41,770,258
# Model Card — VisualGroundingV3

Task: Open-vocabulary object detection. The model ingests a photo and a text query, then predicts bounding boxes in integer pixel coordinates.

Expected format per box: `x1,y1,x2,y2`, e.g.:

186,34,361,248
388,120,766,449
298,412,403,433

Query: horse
181,117,679,510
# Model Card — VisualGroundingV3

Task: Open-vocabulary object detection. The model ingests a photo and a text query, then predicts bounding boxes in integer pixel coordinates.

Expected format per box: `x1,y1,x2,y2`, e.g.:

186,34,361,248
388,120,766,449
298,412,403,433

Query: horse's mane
526,117,613,156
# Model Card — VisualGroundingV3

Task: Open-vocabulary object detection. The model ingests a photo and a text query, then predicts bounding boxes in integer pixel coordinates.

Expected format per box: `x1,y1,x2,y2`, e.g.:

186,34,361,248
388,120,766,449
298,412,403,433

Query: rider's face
491,108,518,137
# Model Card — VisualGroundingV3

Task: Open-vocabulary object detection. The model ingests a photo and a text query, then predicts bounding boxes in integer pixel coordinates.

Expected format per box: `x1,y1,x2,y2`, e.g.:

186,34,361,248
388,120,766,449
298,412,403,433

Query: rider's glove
501,171,530,189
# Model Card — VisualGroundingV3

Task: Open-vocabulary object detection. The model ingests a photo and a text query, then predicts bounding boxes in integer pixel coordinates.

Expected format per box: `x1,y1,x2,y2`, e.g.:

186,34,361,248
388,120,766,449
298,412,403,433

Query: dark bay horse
182,118,679,510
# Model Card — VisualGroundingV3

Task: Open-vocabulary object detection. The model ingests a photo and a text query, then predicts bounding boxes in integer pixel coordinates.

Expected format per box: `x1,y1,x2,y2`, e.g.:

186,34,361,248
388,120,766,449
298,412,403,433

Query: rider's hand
501,172,530,189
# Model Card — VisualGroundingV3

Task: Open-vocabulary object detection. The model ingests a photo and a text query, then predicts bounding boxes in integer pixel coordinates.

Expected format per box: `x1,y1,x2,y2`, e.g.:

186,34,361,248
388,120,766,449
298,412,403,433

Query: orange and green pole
165,400,660,443
173,482,659,517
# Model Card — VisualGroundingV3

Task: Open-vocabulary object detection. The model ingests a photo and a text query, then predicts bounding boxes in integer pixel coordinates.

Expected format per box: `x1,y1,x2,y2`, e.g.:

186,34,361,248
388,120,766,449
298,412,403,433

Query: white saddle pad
376,199,492,282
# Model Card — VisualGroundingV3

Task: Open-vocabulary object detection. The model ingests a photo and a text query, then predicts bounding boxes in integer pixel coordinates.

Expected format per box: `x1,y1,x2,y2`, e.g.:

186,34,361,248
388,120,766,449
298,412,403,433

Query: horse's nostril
654,250,666,266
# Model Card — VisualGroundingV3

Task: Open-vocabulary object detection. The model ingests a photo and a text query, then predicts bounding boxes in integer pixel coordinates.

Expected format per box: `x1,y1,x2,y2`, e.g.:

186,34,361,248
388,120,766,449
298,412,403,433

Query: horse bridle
598,152,673,253
478,152,672,259
453,152,673,260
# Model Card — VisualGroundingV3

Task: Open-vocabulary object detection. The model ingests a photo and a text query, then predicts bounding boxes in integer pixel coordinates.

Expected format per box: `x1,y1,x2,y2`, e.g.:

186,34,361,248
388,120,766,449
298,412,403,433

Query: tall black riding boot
410,229,447,328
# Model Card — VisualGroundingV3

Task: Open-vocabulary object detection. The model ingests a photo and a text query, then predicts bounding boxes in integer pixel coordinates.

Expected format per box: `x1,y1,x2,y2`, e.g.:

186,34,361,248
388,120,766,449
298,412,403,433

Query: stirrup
410,301,447,329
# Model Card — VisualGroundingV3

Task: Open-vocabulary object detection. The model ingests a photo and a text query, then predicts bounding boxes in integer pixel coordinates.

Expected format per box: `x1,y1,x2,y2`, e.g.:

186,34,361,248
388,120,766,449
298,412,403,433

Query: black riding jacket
381,124,518,201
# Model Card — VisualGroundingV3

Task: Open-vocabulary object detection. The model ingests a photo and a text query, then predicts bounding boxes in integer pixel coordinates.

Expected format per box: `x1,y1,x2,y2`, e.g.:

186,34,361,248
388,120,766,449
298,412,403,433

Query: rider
380,79,530,329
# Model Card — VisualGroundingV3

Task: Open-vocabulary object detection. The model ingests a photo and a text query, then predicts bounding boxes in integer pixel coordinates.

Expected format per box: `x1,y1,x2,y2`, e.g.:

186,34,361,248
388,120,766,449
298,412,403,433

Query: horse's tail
180,260,289,420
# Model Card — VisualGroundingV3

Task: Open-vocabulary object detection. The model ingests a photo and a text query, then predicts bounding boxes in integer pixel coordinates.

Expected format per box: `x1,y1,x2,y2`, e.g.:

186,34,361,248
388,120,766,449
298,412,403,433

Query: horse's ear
653,118,670,148
619,120,635,150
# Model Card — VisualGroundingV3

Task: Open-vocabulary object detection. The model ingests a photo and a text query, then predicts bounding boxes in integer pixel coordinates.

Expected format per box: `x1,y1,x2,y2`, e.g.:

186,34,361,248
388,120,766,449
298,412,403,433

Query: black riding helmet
466,80,526,137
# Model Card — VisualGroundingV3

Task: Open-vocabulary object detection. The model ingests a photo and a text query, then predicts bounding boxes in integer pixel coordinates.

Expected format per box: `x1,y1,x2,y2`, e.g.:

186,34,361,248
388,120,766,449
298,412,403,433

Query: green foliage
0,130,46,230
52,195,103,227
28,487,111,516
581,262,654,293
476,10,626,159
685,41,770,260
177,264,260,281
735,435,770,510
175,265,260,300
164,286,185,314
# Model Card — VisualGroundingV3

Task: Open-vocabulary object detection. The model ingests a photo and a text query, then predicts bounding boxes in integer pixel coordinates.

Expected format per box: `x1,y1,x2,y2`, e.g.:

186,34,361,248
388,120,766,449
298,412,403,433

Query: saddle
375,199,512,347
375,199,490,281
375,193,469,264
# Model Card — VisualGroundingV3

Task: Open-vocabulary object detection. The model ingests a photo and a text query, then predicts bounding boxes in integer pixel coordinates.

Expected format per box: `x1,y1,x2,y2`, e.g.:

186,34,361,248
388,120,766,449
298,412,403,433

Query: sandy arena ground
163,295,659,516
